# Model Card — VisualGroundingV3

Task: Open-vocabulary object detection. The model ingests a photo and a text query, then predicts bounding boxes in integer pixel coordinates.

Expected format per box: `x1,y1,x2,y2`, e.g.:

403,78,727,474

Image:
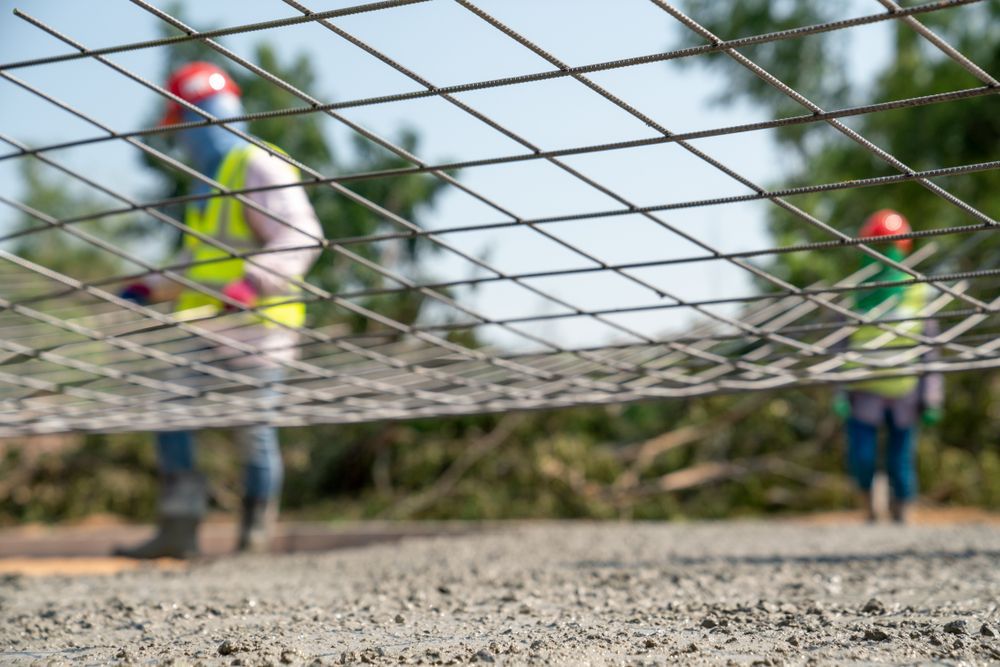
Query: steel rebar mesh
0,0,997,436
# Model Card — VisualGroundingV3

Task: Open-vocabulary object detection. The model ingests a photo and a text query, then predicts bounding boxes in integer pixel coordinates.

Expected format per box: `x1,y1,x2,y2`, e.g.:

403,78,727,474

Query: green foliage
676,0,999,286
677,1,850,145
4,159,136,281
0,432,156,524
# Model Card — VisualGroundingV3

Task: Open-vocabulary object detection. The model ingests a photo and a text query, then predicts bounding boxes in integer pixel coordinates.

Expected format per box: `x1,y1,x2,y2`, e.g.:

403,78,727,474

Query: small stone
437,585,451,595
394,614,405,624
685,642,698,653
757,600,778,614
943,620,967,635
701,617,719,629
472,649,495,663
862,598,886,615
218,639,240,656
281,649,300,664
981,622,996,638
864,627,890,641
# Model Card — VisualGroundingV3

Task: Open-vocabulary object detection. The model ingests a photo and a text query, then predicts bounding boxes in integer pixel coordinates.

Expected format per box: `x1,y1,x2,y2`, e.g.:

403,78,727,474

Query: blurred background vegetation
1,2,997,525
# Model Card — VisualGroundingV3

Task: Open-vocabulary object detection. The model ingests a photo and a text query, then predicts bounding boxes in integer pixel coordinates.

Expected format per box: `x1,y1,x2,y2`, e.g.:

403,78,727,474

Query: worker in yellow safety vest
833,210,943,524
116,62,322,558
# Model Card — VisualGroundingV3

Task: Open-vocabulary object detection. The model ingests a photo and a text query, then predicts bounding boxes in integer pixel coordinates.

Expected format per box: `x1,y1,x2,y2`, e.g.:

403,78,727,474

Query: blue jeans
157,369,283,501
846,411,917,500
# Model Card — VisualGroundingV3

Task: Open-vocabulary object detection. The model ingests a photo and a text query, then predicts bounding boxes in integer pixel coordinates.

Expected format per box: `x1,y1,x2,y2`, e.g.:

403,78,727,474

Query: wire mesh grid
0,0,997,435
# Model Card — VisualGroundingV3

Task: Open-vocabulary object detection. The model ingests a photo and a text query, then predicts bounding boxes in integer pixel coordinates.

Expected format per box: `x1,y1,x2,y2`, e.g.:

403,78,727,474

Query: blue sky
0,0,894,351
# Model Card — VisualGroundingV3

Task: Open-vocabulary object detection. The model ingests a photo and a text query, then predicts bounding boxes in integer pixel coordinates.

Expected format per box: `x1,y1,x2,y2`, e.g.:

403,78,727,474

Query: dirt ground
1,520,999,666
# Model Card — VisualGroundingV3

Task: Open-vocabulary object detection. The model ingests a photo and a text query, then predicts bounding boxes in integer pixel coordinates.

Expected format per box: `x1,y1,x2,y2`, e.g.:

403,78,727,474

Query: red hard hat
161,62,241,126
859,209,912,252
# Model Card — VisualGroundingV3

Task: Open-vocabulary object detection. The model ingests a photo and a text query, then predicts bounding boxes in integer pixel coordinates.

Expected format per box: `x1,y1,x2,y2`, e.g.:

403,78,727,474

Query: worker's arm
240,151,323,296
120,249,190,305
146,257,188,303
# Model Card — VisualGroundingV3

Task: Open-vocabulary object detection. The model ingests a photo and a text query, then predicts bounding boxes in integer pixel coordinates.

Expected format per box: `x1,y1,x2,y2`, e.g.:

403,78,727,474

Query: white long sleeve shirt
241,149,323,297
150,147,324,369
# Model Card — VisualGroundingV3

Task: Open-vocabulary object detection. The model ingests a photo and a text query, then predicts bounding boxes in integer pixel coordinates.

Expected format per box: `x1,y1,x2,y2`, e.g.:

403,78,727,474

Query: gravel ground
2,521,999,666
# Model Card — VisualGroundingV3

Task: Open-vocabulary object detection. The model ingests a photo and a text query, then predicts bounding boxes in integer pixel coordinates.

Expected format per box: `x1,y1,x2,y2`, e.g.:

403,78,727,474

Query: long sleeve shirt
148,147,324,368
241,150,323,297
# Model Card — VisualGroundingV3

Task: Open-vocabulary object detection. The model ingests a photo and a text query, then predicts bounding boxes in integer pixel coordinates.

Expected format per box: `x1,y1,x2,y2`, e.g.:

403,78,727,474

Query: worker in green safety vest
833,210,943,524
116,62,322,558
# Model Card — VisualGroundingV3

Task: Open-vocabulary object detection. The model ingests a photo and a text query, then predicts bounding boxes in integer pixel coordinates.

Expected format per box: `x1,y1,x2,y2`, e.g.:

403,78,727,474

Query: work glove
921,408,943,426
832,392,851,421
119,283,151,305
221,279,258,311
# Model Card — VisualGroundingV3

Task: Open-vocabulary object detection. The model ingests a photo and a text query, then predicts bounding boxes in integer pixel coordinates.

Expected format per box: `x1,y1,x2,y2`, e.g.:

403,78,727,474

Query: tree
671,0,1000,473
673,0,999,286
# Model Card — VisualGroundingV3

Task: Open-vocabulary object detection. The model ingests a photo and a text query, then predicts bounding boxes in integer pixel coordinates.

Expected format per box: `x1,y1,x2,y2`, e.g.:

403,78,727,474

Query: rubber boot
115,471,207,559
889,497,911,524
237,497,278,553
861,491,877,523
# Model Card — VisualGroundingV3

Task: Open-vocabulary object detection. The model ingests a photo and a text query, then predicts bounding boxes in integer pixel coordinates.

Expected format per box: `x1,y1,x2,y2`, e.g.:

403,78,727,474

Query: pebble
862,598,886,615
863,627,890,642
218,639,241,655
981,622,996,638
943,620,968,635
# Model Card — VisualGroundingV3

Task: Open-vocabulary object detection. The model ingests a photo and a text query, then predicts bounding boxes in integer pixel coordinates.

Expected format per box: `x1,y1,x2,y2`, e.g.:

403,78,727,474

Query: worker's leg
846,418,879,490
233,423,282,552
116,431,206,559
846,417,879,521
234,366,284,552
157,431,195,473
239,424,283,502
886,412,918,523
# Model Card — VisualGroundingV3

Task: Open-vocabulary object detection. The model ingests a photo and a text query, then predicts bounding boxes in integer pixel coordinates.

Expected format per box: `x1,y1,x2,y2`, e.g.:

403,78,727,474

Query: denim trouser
846,410,917,500
157,367,283,502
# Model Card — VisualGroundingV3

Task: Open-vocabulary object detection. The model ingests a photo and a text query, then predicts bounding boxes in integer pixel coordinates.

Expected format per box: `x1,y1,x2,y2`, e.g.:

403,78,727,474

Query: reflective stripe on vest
845,283,927,397
175,144,306,329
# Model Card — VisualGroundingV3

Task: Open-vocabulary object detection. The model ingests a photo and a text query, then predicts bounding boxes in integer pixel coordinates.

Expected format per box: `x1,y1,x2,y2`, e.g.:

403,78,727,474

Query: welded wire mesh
0,0,997,435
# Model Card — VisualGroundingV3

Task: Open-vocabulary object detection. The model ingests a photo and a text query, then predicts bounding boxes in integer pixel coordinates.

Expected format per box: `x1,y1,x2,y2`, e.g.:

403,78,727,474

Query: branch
382,413,524,519
615,396,768,489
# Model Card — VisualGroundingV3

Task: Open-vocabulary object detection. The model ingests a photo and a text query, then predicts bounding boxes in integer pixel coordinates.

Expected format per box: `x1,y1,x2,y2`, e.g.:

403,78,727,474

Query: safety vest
174,144,306,329
846,283,928,397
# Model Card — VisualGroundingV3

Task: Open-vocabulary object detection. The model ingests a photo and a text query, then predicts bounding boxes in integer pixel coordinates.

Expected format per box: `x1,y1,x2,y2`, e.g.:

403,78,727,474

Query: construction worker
116,62,322,558
834,209,943,524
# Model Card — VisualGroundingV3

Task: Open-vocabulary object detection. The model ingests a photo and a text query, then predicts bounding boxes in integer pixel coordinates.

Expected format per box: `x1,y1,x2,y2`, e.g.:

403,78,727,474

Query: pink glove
221,279,258,311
